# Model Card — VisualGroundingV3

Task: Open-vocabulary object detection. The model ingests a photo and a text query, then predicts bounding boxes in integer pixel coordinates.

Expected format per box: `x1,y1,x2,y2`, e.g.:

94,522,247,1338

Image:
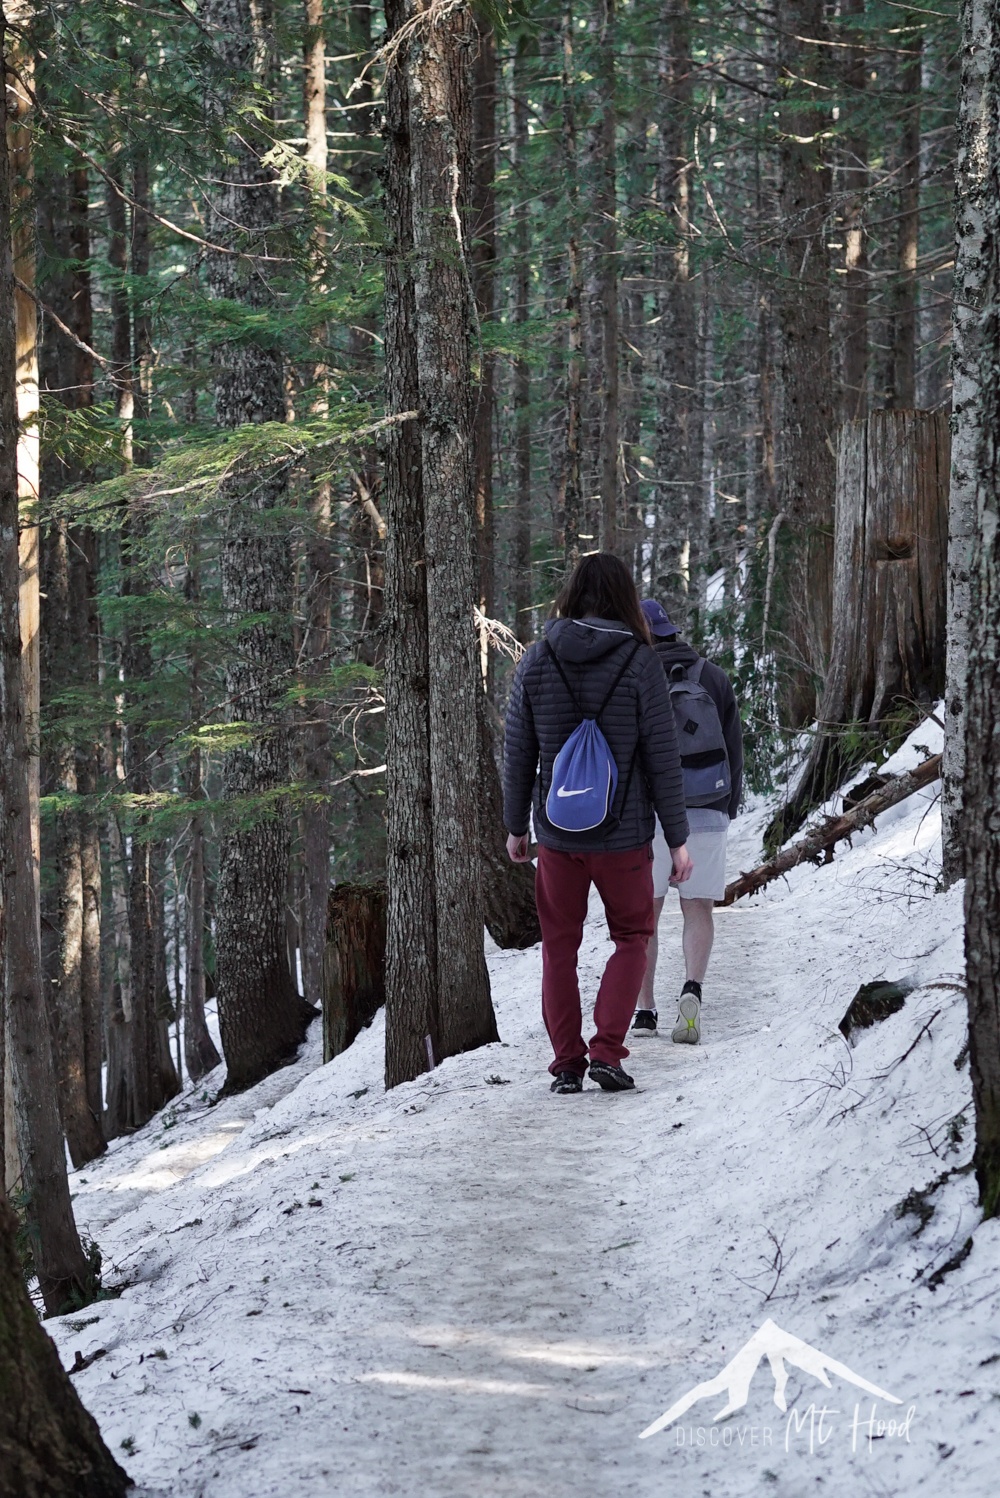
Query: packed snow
50,714,1000,1497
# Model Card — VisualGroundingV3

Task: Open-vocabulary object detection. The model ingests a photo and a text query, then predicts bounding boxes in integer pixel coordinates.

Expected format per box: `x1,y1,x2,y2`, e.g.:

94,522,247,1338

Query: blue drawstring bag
544,641,641,833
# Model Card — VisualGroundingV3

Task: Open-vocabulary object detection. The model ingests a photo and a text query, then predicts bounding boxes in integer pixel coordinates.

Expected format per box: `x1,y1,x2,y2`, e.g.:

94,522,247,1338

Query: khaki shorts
651,809,729,901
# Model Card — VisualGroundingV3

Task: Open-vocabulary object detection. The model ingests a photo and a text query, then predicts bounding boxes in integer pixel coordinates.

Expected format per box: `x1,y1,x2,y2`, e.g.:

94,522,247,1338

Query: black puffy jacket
653,637,744,818
503,616,689,854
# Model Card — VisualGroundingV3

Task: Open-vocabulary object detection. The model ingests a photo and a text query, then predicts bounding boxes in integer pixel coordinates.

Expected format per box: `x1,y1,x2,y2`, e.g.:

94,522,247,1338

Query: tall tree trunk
1,16,92,1314
943,0,992,885
117,139,178,1126
559,4,583,569
0,1189,130,1497
888,14,923,410
594,0,618,553
300,0,334,1010
183,554,220,1082
620,282,644,576
653,1,697,625
775,0,836,723
383,0,440,1085
962,0,1000,1220
72,532,104,1142
37,163,105,1166
383,0,497,1088
471,14,497,647
840,0,868,421
65,173,104,1135
200,0,316,1091
511,34,532,642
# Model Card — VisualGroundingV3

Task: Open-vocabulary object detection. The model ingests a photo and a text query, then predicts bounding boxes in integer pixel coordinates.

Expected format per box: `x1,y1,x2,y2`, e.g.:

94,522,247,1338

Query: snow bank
50,721,999,1496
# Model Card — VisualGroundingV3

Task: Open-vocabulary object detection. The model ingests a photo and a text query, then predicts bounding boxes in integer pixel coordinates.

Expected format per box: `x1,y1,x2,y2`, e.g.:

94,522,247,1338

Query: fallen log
722,753,942,907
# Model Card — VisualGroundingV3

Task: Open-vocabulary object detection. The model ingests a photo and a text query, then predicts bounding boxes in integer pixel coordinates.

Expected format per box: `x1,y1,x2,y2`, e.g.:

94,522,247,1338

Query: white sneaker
671,992,701,1045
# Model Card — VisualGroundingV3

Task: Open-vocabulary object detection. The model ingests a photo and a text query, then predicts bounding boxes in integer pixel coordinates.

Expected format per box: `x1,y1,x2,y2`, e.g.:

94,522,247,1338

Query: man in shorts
632,599,744,1044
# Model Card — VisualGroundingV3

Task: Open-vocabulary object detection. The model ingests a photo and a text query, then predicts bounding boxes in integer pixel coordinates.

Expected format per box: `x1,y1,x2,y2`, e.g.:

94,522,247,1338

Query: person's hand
506,832,531,863
669,843,693,885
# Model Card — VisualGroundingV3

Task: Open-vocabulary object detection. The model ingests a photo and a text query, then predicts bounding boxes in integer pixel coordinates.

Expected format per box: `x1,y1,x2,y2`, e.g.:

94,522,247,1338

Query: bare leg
636,895,666,1010
680,896,715,983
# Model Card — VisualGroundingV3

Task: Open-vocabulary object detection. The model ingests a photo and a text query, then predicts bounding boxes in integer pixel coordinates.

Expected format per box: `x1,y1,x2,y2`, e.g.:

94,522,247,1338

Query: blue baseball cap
641,598,678,638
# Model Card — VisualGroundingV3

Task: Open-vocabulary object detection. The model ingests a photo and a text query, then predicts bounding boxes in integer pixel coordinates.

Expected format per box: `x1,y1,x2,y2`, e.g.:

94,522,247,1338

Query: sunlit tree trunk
944,0,992,884
2,12,91,1314
962,0,1000,1219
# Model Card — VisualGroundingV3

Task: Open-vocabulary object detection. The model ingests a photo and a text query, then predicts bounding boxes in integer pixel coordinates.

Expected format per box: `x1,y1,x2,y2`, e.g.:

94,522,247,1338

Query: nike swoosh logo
556,786,594,797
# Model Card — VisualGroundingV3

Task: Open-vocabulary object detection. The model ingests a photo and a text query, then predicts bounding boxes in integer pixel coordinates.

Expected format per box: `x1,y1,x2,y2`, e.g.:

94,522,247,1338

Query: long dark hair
552,552,651,644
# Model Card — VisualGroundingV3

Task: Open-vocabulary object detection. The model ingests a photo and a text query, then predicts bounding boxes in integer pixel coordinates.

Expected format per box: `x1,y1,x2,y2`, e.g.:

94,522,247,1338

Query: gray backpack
668,659,731,807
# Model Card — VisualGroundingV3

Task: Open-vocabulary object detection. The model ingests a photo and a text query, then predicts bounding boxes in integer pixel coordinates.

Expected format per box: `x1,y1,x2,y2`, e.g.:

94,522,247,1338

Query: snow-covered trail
51,723,1000,1497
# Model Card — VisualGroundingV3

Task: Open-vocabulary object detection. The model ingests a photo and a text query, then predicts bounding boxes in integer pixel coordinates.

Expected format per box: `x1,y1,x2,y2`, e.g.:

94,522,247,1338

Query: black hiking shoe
550,1071,583,1094
632,1008,657,1035
588,1061,636,1092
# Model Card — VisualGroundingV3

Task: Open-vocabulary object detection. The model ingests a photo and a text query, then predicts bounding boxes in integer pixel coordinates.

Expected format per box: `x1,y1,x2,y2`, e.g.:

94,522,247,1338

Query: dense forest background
1,0,980,1303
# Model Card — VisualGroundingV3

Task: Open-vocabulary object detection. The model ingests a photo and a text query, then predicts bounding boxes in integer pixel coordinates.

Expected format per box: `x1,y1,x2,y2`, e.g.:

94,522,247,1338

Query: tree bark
471,14,497,647
2,15,92,1315
887,15,922,411
559,4,583,570
767,410,949,846
300,0,334,1011
477,690,540,949
593,0,618,553
775,0,836,723
942,0,991,886
200,0,316,1091
382,0,497,1087
511,33,533,643
382,0,440,1087
0,1189,130,1498
37,164,105,1167
407,0,497,1064
840,0,868,421
962,0,1000,1219
652,1,698,624
323,881,386,1061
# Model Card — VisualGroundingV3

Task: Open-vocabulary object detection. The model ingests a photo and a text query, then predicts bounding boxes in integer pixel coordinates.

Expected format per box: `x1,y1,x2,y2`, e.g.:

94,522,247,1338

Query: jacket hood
544,616,638,665
655,635,699,670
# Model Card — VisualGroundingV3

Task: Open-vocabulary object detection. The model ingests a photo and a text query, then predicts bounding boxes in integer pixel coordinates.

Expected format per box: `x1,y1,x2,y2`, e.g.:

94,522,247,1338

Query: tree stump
478,689,541,949
767,409,949,847
323,881,387,1063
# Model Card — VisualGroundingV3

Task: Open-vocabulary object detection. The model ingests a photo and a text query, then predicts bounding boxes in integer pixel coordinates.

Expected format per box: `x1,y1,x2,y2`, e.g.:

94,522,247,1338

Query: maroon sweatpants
535,843,654,1076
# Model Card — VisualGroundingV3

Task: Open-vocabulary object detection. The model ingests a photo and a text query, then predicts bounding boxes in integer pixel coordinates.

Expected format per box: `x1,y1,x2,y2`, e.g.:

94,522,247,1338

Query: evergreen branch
59,134,296,265
14,276,110,370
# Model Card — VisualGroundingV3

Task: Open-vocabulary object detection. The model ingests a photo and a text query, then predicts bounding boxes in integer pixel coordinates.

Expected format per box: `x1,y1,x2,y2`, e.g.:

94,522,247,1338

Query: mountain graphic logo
639,1318,902,1439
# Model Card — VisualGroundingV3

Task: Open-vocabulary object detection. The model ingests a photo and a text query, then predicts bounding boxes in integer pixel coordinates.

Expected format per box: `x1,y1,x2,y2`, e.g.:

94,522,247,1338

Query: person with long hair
503,553,692,1093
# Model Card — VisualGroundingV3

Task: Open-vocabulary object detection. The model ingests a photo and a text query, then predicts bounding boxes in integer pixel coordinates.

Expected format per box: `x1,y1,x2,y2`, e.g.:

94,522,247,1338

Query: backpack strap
669,656,706,685
544,638,641,722
596,641,642,718
543,641,582,715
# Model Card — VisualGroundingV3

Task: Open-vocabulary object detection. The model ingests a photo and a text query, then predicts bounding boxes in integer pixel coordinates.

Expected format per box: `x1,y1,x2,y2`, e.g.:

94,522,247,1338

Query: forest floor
52,715,1000,1498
